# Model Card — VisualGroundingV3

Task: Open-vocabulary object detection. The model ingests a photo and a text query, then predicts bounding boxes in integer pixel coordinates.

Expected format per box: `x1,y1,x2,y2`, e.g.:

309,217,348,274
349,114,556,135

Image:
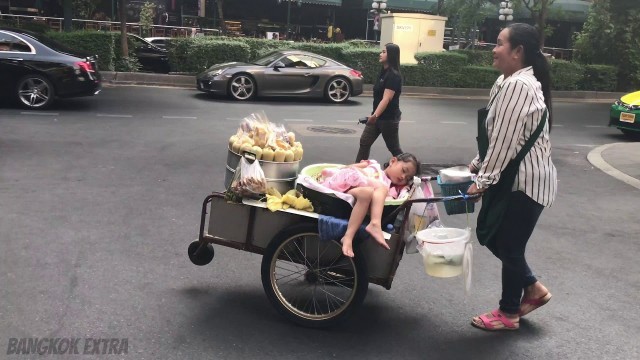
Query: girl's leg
365,184,390,249
342,187,374,257
356,123,381,162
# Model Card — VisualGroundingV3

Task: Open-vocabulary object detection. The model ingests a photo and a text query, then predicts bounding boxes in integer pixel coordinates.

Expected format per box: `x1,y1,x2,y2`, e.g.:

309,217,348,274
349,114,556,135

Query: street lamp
369,0,387,41
499,1,514,23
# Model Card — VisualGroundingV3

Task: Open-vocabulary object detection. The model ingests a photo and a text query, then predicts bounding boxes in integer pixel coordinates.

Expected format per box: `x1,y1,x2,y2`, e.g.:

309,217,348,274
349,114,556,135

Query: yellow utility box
379,13,448,64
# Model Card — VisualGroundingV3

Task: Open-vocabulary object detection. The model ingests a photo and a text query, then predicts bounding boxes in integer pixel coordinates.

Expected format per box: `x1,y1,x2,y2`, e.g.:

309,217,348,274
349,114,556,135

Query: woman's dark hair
383,153,421,176
381,43,401,76
506,23,553,128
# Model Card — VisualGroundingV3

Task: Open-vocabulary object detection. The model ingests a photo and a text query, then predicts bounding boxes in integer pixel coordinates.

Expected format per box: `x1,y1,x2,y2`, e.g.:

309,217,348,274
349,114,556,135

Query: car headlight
615,100,622,106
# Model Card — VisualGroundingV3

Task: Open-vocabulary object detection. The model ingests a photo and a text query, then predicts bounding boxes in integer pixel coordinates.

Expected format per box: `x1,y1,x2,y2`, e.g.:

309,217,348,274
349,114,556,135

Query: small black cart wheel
261,223,368,328
188,240,214,266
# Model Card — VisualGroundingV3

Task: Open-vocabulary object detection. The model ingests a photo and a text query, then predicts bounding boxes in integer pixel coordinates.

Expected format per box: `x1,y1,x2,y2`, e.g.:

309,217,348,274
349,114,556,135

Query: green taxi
610,91,640,137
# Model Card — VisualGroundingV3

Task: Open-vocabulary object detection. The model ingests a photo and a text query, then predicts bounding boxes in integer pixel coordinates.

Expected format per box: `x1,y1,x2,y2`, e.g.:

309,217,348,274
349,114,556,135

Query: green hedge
458,66,501,88
340,48,380,84
550,60,584,91
166,38,250,73
453,50,493,66
581,65,618,92
47,32,116,71
413,52,468,87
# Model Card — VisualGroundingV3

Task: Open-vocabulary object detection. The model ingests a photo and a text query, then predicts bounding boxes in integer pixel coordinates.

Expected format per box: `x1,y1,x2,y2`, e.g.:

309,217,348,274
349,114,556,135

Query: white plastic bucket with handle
417,227,470,278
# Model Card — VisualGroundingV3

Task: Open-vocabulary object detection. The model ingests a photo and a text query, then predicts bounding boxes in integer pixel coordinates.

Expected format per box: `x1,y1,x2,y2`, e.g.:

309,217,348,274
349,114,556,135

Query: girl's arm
368,89,396,124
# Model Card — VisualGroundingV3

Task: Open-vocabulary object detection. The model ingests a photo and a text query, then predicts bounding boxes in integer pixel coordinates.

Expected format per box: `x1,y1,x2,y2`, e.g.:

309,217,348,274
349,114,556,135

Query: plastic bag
230,154,267,198
405,181,442,254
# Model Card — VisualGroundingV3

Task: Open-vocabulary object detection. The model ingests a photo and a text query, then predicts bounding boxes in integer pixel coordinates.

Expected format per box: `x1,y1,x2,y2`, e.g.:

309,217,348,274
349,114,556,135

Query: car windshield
253,52,283,66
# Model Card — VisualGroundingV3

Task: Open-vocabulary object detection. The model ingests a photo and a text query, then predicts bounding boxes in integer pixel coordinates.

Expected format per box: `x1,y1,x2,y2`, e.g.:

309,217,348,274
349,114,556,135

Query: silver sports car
196,50,364,103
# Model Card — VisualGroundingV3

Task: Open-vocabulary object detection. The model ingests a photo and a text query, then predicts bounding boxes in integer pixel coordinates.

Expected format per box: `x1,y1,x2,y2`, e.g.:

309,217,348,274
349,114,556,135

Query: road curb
587,143,640,190
101,71,626,101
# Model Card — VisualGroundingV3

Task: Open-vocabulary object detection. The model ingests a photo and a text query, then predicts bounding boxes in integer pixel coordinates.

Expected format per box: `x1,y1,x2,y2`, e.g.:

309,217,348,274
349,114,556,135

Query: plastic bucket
224,148,300,194
417,227,470,278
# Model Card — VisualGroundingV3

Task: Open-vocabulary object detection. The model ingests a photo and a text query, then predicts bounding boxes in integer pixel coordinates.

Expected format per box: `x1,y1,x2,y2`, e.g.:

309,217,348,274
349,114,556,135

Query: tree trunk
538,11,546,49
120,0,128,59
217,0,226,33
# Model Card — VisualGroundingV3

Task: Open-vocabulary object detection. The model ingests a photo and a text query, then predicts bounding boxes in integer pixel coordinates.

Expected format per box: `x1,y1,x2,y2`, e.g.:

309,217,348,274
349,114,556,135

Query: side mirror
273,61,285,70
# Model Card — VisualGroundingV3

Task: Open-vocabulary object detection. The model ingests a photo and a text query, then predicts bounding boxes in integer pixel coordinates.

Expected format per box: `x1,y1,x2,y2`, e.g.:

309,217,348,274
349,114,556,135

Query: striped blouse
470,66,557,207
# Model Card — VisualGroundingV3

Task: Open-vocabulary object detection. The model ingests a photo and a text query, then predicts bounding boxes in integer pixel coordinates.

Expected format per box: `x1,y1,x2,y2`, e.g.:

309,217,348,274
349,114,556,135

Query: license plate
620,112,636,123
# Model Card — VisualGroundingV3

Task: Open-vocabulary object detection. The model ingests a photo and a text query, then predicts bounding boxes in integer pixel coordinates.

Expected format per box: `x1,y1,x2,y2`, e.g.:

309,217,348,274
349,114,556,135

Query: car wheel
16,74,55,110
228,74,256,101
325,77,351,104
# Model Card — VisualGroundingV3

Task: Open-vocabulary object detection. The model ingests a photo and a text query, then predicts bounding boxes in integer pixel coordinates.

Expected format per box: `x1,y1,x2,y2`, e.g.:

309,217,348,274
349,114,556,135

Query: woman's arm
367,89,396,124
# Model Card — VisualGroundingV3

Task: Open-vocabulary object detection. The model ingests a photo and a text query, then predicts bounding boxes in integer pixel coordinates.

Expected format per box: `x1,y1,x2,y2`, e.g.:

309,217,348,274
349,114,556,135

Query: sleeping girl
319,153,420,257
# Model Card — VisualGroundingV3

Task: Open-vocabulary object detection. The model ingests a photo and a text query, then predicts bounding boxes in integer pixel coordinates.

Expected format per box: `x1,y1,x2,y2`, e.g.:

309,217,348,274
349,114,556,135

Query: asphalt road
1,87,638,359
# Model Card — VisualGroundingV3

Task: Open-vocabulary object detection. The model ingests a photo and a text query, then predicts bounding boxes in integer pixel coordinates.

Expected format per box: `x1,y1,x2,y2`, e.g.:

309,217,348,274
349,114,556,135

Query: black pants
485,191,544,314
355,120,402,162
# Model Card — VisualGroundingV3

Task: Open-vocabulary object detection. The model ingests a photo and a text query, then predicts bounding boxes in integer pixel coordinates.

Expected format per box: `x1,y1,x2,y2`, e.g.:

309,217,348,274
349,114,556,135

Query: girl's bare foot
365,223,390,250
341,238,354,257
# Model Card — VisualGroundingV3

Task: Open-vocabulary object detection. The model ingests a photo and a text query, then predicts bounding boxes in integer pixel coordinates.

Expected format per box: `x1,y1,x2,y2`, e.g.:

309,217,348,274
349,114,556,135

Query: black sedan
196,50,364,103
129,34,170,73
0,28,101,109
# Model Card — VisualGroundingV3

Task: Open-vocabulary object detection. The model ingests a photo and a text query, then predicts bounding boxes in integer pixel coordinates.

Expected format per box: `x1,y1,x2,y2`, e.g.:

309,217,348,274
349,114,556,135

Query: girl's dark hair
381,43,401,76
506,23,553,127
383,153,421,176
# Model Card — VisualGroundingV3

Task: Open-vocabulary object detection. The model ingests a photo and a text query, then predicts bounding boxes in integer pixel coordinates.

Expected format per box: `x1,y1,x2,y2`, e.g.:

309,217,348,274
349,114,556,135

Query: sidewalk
588,142,640,190
100,71,626,102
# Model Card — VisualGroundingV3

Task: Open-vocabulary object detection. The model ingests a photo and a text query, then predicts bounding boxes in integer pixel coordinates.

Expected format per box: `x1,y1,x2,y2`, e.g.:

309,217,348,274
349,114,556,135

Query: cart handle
382,193,481,226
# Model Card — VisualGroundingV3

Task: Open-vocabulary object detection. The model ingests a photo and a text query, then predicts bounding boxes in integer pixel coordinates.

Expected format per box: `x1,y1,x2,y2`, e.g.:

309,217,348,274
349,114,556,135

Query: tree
518,0,556,48
217,0,226,33
139,2,156,37
574,0,640,91
119,0,128,62
72,0,101,20
443,0,494,46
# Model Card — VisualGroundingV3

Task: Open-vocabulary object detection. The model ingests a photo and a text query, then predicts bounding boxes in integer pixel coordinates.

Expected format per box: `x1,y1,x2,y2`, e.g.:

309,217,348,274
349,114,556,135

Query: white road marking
588,143,640,190
570,144,598,147
20,112,59,116
585,125,606,128
97,113,133,118
225,117,242,121
336,120,356,123
162,116,197,119
440,121,467,124
552,124,564,127
284,119,313,122
403,120,416,123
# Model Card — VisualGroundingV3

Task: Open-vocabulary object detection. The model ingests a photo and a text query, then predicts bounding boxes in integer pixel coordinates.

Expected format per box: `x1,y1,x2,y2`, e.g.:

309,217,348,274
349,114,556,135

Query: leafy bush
166,38,250,73
413,52,468,86
47,31,117,71
458,66,500,88
453,50,493,66
288,43,350,64
580,65,618,91
339,48,380,84
400,65,430,87
550,60,584,91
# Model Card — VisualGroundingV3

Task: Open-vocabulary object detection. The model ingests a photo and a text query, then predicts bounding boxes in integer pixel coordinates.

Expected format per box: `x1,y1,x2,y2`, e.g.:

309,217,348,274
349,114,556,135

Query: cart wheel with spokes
228,74,256,101
188,240,214,266
261,223,368,328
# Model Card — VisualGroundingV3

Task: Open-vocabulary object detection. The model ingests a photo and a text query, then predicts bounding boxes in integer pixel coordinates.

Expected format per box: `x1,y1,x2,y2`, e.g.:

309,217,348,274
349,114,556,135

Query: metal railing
0,13,222,37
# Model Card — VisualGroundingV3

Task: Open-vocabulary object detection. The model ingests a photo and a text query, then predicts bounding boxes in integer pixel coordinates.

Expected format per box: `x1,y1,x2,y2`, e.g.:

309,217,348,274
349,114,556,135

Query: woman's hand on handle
466,183,485,203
